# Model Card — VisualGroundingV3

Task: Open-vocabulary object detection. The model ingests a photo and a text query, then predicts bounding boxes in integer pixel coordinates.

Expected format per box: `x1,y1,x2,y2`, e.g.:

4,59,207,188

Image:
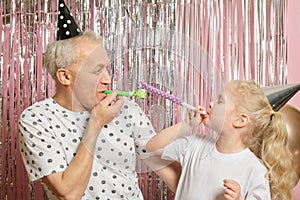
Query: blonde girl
147,80,298,200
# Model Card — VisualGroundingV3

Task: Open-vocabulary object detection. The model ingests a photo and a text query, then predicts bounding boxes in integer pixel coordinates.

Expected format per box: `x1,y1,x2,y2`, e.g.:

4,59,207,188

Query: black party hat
263,83,300,111
56,0,82,40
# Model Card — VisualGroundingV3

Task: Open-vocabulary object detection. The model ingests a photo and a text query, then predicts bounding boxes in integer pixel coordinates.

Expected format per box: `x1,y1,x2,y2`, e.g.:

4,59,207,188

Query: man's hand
223,179,243,200
82,91,124,155
91,91,124,128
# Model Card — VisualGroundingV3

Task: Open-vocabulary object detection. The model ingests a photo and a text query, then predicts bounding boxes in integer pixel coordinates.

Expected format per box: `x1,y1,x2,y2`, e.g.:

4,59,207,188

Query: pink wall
287,0,300,195
287,0,300,110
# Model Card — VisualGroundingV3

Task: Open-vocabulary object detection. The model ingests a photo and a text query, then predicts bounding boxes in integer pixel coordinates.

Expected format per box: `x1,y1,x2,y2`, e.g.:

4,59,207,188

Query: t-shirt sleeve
18,108,67,182
245,169,271,200
161,136,190,163
126,100,157,159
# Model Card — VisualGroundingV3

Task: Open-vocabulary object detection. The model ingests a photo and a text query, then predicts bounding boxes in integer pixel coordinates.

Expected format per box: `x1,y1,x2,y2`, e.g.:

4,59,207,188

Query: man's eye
95,68,104,74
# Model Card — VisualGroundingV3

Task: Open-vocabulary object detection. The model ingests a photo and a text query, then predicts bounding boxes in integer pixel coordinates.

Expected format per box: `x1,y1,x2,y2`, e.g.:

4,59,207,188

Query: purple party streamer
139,82,204,112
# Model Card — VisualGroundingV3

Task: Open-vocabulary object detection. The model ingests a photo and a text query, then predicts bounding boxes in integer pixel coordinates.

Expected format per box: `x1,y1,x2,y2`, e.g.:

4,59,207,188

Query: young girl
147,80,298,200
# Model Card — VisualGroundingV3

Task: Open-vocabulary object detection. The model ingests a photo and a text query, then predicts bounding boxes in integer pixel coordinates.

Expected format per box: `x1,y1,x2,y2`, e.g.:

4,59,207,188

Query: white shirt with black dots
19,97,156,200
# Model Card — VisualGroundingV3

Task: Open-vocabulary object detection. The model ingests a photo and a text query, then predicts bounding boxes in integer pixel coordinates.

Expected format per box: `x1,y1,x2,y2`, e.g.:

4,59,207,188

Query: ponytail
260,112,298,200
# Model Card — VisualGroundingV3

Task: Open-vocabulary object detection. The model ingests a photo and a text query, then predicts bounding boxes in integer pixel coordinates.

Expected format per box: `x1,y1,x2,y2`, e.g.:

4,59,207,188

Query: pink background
288,0,300,110
288,0,300,196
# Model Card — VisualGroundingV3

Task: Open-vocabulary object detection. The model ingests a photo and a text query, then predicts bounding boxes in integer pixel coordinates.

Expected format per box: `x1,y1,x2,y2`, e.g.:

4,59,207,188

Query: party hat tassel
104,89,147,99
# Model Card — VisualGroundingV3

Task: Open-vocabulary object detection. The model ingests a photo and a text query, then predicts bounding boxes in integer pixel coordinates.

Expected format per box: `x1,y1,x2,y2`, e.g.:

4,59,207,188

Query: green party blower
104,89,147,99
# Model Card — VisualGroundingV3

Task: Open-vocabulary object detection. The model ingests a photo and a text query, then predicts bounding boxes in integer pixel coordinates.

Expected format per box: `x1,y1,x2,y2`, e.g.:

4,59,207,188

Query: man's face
71,41,111,110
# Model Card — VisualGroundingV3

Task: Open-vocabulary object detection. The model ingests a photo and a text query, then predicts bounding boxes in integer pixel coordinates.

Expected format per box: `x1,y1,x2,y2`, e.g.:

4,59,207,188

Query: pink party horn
138,82,206,114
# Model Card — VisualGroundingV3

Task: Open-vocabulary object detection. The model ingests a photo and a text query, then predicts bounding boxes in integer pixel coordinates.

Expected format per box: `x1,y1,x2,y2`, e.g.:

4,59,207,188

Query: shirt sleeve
245,170,271,200
161,134,214,164
18,108,67,182
161,136,191,163
125,99,157,159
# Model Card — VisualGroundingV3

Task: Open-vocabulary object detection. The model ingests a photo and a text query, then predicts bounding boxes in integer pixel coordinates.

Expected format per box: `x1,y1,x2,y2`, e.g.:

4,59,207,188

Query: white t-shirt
162,134,271,200
18,97,155,200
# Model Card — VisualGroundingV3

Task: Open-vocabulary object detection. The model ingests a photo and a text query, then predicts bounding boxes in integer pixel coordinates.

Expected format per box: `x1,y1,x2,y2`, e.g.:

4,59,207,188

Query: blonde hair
226,80,298,200
44,30,103,80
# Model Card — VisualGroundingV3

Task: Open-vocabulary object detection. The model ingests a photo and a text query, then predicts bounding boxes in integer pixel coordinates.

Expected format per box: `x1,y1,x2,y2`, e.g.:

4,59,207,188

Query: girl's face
204,89,237,134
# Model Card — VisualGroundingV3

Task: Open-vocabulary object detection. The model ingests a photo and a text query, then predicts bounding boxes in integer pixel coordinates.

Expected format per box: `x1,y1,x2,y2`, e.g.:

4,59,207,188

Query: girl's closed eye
217,95,224,104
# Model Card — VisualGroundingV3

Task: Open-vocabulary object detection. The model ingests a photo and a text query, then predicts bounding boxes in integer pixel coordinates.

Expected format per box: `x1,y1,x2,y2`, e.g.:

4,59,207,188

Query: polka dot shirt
18,98,156,200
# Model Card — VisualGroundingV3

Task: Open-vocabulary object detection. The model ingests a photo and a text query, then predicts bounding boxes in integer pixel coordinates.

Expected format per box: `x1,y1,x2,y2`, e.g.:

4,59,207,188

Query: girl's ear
56,69,72,85
233,113,249,128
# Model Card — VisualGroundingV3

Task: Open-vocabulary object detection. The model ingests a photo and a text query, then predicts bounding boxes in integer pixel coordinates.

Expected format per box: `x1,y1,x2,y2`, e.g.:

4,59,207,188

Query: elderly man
18,1,181,199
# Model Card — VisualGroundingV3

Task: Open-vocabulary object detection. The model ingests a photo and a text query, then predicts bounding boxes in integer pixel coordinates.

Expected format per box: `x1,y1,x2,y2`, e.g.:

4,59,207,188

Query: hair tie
268,111,275,126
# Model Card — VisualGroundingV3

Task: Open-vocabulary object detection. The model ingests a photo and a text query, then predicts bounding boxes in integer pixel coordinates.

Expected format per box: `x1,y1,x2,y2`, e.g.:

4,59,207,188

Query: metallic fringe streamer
0,0,288,199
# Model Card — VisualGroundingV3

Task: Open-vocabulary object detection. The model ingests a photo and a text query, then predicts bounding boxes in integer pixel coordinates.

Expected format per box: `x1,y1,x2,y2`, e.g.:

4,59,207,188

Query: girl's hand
223,179,243,200
184,106,207,128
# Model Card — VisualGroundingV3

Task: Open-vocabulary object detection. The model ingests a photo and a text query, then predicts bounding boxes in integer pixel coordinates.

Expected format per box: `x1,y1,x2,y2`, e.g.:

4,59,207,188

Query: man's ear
56,69,72,85
233,113,249,128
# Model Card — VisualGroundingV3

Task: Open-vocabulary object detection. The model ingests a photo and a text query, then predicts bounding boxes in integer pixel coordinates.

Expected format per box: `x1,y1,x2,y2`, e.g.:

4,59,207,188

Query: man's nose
100,70,112,85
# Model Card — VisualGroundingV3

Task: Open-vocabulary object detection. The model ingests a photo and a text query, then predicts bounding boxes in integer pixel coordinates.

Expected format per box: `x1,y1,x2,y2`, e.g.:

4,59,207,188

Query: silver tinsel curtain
1,0,288,199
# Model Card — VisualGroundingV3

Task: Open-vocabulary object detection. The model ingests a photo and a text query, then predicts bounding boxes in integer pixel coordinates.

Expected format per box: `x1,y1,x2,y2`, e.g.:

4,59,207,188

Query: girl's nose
209,102,213,108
